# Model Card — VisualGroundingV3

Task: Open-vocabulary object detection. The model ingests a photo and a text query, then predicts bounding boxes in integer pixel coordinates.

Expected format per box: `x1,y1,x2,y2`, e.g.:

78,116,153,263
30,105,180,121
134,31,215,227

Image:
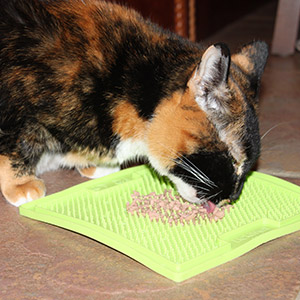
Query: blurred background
1,1,300,299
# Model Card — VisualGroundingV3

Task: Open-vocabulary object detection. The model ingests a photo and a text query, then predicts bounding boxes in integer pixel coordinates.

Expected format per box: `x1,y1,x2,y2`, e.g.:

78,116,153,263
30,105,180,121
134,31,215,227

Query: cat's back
0,0,201,118
0,0,137,27
0,0,175,87
0,0,163,51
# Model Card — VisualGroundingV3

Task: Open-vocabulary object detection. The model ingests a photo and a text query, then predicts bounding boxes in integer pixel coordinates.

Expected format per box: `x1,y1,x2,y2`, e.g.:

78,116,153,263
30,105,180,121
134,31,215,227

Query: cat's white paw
78,166,120,179
90,166,121,178
12,194,35,207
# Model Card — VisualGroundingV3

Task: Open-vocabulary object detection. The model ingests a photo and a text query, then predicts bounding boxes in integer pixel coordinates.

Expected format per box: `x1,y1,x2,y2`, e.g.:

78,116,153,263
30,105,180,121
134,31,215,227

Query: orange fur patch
231,54,254,73
147,90,217,168
227,77,246,116
0,155,45,205
64,152,90,166
77,166,97,178
57,60,81,86
112,101,148,140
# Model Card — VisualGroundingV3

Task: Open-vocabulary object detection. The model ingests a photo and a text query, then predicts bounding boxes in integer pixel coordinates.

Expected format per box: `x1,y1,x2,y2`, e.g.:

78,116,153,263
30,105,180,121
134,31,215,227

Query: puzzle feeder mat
19,165,300,282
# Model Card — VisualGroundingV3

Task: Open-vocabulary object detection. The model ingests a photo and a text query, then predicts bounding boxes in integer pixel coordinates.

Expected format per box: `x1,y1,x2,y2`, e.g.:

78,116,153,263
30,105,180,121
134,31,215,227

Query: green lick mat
19,165,300,282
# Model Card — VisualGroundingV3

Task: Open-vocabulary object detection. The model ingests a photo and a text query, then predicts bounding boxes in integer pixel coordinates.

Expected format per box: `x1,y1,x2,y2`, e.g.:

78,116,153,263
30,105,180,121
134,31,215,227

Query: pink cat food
126,189,231,226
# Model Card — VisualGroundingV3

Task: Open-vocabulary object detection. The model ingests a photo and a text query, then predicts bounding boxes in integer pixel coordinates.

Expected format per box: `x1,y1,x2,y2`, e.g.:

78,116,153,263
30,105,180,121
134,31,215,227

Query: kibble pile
126,189,231,226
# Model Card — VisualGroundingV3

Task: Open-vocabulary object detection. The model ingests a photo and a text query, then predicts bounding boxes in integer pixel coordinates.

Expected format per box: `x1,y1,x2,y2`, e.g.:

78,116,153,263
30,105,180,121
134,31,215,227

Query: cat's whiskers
178,155,217,188
154,142,217,198
206,190,222,201
157,144,216,188
175,158,215,189
177,174,211,192
260,123,285,141
258,123,287,159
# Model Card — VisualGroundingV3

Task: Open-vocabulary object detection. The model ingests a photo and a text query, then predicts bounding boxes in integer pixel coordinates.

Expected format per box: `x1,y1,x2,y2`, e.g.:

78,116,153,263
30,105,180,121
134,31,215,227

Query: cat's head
148,41,268,206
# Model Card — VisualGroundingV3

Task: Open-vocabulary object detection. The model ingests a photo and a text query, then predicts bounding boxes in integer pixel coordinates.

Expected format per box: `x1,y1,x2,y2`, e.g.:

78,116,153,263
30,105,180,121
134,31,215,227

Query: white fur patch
36,153,65,175
88,166,121,179
11,190,46,207
11,197,32,207
148,151,203,204
36,149,125,178
195,83,229,115
36,153,96,175
115,138,148,164
147,156,168,177
168,174,200,204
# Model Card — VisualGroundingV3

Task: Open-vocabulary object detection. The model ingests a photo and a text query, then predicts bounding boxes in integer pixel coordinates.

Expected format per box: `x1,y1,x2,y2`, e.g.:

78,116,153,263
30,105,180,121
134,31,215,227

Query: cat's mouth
202,201,216,213
170,175,231,213
202,199,231,213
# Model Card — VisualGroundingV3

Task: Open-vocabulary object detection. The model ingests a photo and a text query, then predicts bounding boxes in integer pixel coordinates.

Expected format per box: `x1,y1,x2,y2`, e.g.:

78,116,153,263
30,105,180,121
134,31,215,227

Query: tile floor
1,1,300,299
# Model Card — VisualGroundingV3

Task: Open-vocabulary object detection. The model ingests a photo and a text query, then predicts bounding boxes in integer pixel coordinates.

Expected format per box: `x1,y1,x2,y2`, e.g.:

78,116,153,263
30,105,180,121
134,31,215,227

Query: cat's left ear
231,41,268,106
188,43,231,114
231,41,268,81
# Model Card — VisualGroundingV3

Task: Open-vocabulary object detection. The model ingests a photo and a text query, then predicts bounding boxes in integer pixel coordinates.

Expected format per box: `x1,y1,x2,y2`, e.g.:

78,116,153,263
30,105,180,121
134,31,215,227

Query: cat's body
0,0,268,208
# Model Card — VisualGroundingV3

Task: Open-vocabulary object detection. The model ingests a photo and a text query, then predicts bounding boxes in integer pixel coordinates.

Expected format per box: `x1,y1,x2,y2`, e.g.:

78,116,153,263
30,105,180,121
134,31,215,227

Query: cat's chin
166,174,219,213
167,175,199,203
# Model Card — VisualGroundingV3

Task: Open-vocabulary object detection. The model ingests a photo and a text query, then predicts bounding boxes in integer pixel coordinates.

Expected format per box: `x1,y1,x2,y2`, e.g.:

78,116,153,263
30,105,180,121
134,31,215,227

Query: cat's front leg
77,166,120,179
0,155,46,207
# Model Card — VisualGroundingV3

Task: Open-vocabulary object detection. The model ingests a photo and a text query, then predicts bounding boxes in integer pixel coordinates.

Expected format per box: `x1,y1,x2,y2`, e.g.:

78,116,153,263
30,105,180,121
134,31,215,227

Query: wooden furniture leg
174,0,196,41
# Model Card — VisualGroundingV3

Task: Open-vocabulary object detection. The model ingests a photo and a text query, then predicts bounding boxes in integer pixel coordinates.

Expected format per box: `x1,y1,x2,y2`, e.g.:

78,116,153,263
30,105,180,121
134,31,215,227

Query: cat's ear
231,41,268,106
232,41,268,80
188,43,231,114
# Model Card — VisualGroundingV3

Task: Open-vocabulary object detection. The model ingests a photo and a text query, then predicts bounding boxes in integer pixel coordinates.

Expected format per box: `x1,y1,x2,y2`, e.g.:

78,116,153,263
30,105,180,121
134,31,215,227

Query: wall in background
110,0,272,40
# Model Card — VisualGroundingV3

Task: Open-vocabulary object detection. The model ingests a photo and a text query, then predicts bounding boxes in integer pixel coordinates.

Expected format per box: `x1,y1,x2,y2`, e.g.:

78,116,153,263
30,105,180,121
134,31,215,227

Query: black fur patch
171,151,237,204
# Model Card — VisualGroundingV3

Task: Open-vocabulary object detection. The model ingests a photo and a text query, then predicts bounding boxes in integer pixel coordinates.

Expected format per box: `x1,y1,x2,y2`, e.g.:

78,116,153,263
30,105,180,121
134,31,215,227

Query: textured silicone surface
19,165,300,282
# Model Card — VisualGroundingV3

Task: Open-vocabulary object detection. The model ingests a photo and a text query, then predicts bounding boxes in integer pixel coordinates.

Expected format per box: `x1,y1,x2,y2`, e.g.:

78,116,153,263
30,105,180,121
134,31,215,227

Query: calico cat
0,0,268,209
